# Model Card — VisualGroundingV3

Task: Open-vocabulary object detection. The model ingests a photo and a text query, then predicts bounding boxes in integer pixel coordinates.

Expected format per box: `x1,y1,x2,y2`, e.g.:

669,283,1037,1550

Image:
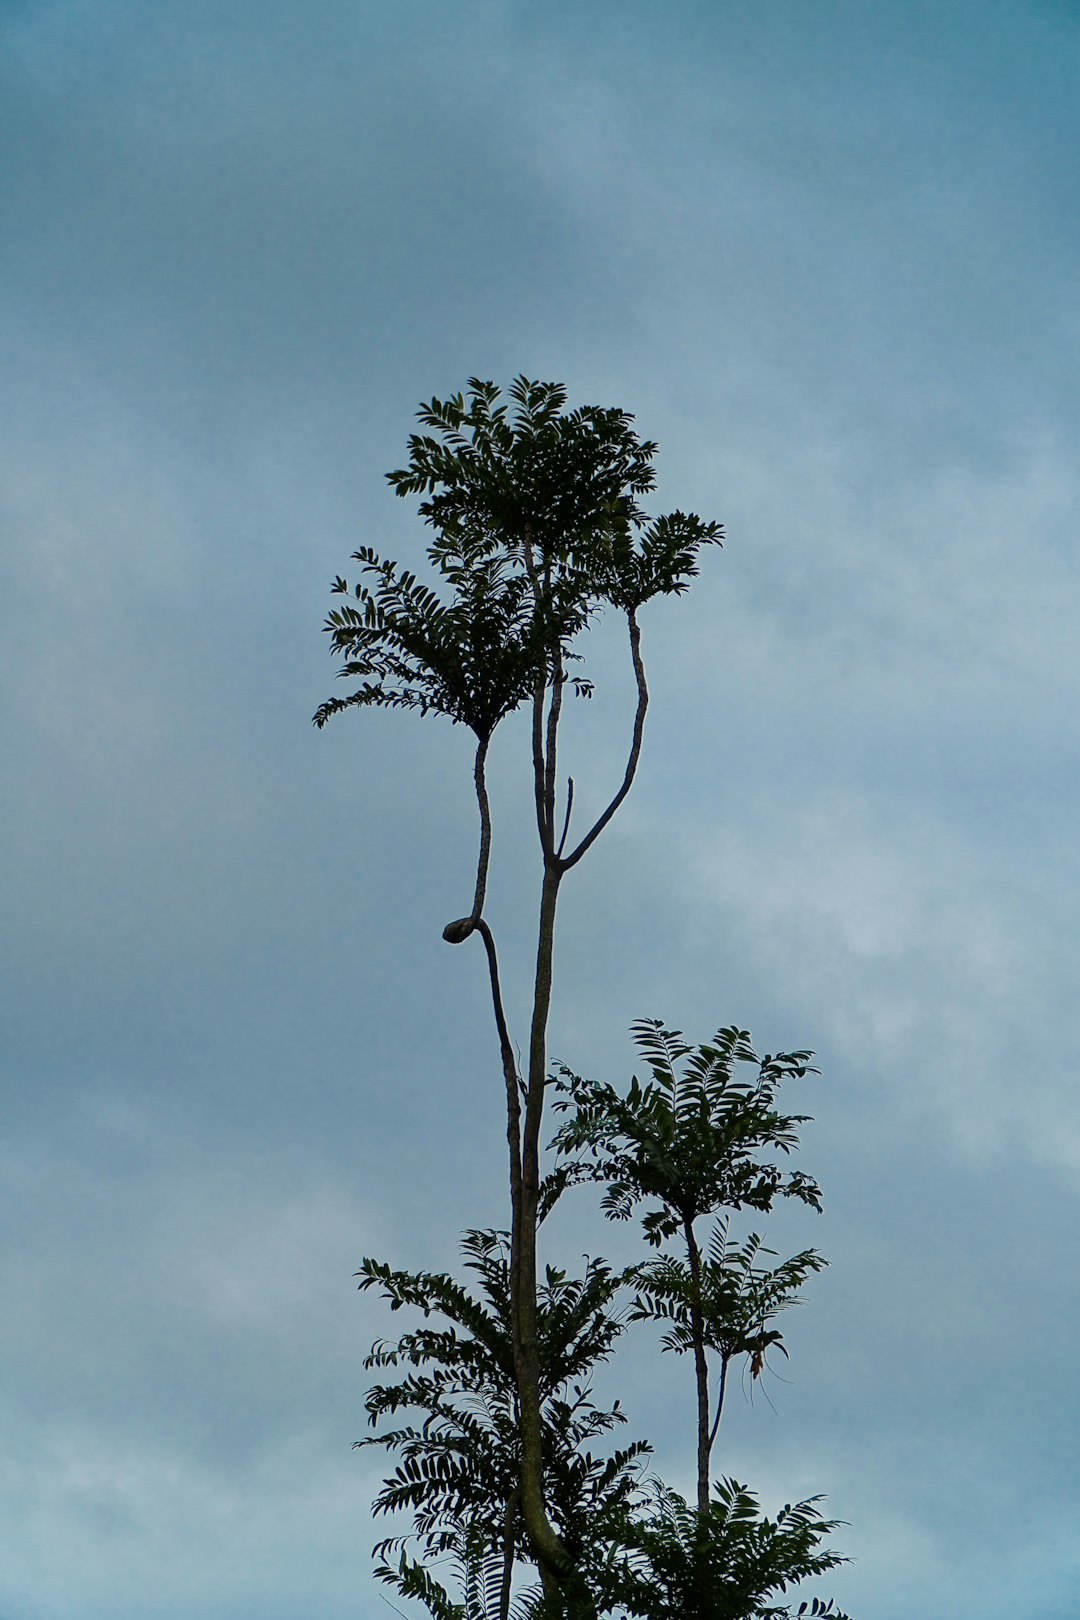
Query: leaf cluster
550,1021,822,1245
628,1223,826,1369
357,1230,649,1620
315,378,722,735
586,1479,850,1620
315,545,551,737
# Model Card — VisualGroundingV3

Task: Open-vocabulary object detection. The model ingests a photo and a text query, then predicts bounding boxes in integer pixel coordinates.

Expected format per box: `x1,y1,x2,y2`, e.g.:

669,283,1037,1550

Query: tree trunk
513,854,568,1580
683,1215,712,1519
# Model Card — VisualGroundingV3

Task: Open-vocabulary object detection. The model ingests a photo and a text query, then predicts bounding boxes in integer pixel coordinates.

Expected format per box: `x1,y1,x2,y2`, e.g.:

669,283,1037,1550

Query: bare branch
543,655,564,842
475,919,523,1197
472,734,492,918
521,522,554,855
708,1355,730,1452
560,609,648,872
441,734,492,942
532,678,551,853
555,777,575,860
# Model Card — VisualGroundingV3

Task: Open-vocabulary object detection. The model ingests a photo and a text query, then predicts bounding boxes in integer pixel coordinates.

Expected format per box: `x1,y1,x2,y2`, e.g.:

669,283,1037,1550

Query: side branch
475,919,523,1192
708,1356,730,1452
543,656,564,844
555,777,575,860
472,734,492,917
442,734,493,941
531,678,551,854
522,519,553,856
560,609,648,871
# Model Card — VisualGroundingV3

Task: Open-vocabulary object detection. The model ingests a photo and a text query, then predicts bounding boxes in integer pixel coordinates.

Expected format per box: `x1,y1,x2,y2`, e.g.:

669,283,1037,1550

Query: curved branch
559,609,647,872
475,919,524,1195
442,734,493,942
555,777,575,860
708,1354,730,1452
472,734,492,917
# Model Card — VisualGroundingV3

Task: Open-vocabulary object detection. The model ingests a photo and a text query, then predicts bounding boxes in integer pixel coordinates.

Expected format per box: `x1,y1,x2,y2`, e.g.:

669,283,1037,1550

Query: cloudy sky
4,2,1080,1615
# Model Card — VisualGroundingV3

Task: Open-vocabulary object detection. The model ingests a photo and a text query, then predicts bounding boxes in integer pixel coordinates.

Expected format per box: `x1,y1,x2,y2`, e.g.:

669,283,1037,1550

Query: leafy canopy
314,377,723,737
592,1479,850,1620
357,1229,649,1620
551,1021,823,1247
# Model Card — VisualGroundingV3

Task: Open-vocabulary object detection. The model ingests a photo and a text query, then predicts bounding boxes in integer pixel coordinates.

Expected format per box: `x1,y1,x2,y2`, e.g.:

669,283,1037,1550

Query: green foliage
315,544,551,737
550,1018,838,1609
319,378,851,1619
358,1227,848,1620
357,1230,649,1620
586,1479,850,1620
314,377,722,735
550,1021,823,1245
628,1222,826,1378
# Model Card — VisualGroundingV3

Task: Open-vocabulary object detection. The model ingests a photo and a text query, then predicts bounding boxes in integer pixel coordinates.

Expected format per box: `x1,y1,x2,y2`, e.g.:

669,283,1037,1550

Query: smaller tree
551,1021,826,1520
594,1478,849,1620
356,1228,649,1620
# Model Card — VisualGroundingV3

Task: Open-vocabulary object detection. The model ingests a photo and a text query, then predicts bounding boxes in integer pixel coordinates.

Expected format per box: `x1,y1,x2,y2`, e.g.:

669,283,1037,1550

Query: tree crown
314,377,723,737
551,1021,823,1244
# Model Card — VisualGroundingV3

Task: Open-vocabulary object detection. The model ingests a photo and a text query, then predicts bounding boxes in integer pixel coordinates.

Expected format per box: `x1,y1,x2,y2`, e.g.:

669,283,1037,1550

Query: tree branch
559,609,647,871
708,1355,730,1452
543,654,564,843
475,920,523,1200
683,1213,712,1520
472,734,492,918
498,1487,519,1620
531,677,551,854
441,733,493,942
555,777,575,860
522,520,554,856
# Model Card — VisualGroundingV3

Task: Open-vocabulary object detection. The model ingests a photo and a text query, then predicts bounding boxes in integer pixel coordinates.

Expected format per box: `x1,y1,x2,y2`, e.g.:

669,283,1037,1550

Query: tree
550,1021,826,1517
593,1479,849,1620
356,1226,648,1620
317,378,849,1616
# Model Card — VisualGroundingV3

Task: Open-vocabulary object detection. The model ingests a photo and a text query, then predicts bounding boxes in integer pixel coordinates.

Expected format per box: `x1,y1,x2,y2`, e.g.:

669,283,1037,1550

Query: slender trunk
475,919,522,1246
530,670,550,850
498,1488,518,1620
514,852,566,1578
543,661,564,827
506,538,574,1583
505,533,644,1607
442,736,493,940
683,1215,712,1519
524,522,551,854
443,738,522,1236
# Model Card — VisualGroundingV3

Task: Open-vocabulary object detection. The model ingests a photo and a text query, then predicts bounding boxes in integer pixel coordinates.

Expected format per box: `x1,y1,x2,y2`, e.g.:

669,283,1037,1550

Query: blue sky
3,2,1080,1615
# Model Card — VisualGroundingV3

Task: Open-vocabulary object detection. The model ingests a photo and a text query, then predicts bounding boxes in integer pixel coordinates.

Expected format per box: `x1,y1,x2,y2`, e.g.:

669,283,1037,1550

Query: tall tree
317,377,721,1599
317,379,849,1617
